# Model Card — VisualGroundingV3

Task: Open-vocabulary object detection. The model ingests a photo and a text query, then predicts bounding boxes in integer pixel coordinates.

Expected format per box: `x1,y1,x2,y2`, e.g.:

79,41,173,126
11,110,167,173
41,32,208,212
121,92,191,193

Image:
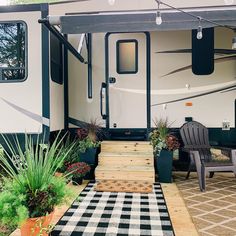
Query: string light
154,1,235,45
197,18,203,40
108,0,115,5
155,1,162,25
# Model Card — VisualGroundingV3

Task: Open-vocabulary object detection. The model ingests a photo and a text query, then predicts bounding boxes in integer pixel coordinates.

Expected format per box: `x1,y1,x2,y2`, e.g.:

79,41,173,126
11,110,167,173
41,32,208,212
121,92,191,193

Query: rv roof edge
48,15,61,26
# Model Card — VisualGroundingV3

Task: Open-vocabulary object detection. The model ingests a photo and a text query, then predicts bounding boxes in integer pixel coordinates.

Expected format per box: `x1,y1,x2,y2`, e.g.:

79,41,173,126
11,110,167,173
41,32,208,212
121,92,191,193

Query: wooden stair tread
96,165,154,171
99,152,153,157
101,141,151,145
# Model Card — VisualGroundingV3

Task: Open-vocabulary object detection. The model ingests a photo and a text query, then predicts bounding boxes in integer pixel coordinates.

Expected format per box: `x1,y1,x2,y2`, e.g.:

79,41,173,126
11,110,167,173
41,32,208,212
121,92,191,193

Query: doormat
51,182,175,236
95,180,153,193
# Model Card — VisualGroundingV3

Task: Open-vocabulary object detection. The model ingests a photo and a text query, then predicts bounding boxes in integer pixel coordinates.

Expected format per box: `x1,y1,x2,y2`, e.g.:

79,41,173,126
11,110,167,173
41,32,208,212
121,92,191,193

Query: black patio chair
180,121,236,191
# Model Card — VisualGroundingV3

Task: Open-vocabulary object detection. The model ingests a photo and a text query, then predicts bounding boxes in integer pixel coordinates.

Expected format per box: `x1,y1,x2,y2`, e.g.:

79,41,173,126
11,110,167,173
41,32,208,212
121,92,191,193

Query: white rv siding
152,28,236,128
50,80,64,131
68,28,236,128
0,11,42,133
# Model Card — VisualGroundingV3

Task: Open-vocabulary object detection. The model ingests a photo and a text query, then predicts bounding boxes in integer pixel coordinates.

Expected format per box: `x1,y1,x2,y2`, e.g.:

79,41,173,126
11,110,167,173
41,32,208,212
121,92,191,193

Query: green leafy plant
149,118,180,155
0,133,74,227
78,137,100,153
56,137,81,173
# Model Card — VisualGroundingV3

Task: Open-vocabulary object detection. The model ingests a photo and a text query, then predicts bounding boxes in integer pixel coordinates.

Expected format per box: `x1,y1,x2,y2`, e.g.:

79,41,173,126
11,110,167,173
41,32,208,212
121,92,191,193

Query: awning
48,6,236,34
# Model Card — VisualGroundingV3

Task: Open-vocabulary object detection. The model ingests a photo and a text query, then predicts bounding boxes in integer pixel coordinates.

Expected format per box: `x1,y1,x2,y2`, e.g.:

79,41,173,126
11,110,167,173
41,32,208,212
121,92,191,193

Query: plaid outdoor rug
51,182,174,236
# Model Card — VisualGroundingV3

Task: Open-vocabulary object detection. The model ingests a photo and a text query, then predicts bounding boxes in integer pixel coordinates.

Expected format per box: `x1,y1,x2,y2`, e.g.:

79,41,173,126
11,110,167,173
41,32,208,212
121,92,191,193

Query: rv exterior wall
67,28,235,128
0,11,43,133
50,81,64,131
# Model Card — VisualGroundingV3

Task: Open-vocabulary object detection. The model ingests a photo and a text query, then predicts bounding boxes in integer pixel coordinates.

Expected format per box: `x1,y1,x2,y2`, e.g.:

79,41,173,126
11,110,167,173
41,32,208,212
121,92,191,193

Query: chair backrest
180,121,211,161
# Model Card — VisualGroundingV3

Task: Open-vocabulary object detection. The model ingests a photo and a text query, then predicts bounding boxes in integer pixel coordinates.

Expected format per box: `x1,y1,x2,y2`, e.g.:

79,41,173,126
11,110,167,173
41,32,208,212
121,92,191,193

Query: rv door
106,32,149,129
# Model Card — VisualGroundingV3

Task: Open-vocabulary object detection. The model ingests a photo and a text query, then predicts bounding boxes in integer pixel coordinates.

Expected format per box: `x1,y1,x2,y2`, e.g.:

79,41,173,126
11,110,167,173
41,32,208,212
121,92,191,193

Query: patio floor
10,172,236,236
174,172,236,236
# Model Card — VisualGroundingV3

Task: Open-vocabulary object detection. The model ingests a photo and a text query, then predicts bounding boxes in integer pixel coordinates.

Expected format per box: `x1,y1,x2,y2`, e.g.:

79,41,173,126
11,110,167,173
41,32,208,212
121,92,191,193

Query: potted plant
150,118,180,183
66,162,91,185
76,119,103,179
0,134,74,236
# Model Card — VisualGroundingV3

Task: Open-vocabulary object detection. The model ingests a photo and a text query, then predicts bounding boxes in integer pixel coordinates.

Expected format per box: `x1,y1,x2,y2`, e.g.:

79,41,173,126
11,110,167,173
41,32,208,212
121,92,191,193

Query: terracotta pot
55,172,63,177
20,211,54,236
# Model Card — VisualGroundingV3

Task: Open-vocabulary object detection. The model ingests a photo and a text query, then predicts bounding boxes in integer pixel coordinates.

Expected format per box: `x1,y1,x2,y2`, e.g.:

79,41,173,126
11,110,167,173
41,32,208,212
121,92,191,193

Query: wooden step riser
95,170,155,182
101,145,153,153
99,156,153,166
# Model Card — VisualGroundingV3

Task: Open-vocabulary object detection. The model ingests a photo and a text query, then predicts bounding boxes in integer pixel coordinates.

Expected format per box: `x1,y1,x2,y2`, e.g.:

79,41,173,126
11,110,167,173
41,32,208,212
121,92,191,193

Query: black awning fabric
58,8,236,34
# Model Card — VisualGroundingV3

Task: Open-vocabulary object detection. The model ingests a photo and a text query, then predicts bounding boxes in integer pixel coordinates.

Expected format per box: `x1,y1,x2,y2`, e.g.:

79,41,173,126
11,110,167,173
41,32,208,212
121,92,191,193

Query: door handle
100,82,107,119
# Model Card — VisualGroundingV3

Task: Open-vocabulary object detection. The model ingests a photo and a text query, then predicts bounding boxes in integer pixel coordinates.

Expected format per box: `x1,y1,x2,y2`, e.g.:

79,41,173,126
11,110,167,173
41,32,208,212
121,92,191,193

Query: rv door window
0,22,27,82
116,39,138,74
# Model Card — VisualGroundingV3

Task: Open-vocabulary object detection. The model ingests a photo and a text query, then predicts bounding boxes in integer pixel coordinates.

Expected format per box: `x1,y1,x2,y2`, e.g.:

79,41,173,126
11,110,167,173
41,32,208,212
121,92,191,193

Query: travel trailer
0,0,235,148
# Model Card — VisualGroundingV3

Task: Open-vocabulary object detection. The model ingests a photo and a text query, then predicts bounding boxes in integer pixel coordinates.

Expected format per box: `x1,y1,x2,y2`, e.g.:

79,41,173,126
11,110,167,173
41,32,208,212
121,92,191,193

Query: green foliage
57,137,81,173
0,178,28,226
0,133,74,226
78,137,100,153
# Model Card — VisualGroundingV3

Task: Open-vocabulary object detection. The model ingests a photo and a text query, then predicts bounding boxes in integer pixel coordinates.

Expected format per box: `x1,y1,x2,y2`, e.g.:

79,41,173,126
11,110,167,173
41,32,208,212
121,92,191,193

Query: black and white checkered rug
51,182,174,236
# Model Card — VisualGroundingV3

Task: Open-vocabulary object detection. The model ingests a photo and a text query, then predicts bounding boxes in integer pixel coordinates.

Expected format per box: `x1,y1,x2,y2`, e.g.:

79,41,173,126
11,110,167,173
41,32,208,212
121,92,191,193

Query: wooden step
99,154,153,166
95,180,153,193
95,165,155,182
101,141,153,153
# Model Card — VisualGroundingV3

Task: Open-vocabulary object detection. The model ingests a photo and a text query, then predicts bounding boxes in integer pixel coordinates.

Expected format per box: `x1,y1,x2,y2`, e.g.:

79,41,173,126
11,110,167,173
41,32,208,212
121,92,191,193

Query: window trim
0,20,28,83
116,39,138,74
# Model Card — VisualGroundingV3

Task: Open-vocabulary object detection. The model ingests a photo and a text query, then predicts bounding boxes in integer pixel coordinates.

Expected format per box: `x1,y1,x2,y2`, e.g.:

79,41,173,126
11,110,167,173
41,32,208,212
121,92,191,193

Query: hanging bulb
108,0,115,5
232,36,236,49
224,0,234,5
197,26,203,40
196,17,203,40
155,11,162,25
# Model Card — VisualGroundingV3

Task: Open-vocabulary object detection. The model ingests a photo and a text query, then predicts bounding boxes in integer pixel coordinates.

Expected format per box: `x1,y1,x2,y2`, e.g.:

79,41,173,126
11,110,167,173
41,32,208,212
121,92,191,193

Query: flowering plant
66,162,91,178
149,118,180,155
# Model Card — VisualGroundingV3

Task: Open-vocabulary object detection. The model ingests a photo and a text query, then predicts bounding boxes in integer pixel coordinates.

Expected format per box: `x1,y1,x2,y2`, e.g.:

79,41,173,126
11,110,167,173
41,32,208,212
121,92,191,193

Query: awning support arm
38,18,85,63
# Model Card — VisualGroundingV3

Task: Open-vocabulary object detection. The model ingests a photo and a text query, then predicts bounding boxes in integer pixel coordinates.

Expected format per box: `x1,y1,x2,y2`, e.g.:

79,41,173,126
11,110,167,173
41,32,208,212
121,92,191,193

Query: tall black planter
156,150,173,183
79,147,97,180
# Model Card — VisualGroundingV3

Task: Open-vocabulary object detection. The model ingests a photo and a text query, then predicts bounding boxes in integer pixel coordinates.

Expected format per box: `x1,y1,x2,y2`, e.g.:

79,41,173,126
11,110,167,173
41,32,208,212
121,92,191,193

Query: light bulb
224,0,234,5
232,36,236,49
155,11,162,25
197,26,203,40
108,0,115,5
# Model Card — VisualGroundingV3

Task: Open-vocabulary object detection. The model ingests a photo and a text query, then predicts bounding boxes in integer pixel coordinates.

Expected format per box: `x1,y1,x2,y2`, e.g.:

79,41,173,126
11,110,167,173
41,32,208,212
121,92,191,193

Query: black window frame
116,39,138,74
50,32,63,85
0,20,28,83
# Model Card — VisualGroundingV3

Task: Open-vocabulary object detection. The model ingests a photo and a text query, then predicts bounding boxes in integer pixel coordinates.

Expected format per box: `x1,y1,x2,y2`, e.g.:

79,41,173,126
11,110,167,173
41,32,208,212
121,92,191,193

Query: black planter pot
79,147,98,180
79,147,97,165
156,150,173,183
72,176,83,185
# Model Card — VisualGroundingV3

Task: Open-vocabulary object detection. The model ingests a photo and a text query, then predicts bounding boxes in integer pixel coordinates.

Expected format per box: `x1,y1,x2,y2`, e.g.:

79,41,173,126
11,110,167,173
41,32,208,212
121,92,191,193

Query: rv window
116,39,138,74
50,33,63,84
0,22,27,82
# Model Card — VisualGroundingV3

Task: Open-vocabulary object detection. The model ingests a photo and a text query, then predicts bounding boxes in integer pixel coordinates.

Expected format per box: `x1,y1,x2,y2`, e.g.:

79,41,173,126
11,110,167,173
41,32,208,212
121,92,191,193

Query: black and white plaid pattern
51,182,174,236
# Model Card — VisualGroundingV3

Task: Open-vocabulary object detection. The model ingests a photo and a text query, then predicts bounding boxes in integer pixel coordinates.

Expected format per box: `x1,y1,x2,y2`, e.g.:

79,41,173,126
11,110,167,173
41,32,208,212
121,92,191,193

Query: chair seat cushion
210,148,230,162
